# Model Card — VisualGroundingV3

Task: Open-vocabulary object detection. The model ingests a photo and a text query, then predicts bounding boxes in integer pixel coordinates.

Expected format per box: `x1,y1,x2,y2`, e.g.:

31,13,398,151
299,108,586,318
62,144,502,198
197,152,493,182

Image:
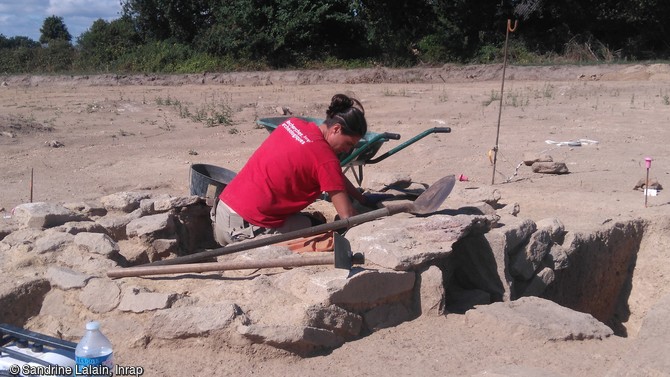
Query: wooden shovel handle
108,254,335,279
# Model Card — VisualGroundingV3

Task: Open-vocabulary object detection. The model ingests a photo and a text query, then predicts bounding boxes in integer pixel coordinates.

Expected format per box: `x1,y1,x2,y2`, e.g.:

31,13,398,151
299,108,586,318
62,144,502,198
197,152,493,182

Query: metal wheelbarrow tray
256,116,451,186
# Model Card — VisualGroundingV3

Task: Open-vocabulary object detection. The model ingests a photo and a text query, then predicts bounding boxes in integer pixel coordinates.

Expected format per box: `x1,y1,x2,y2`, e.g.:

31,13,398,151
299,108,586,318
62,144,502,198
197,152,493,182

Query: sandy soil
1,63,670,376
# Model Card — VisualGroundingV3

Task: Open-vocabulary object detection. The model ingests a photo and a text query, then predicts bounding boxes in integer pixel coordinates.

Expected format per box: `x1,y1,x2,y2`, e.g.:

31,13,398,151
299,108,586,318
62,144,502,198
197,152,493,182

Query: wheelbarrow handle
365,127,451,164
340,132,401,166
380,132,401,140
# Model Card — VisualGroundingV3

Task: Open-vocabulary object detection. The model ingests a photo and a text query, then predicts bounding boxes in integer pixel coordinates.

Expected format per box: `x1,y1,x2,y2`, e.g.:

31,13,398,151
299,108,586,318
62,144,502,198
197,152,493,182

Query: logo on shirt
282,120,313,145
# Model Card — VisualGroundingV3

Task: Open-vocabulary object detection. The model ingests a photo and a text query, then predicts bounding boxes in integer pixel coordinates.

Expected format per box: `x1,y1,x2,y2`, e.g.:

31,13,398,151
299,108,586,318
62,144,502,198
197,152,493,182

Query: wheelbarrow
256,116,451,186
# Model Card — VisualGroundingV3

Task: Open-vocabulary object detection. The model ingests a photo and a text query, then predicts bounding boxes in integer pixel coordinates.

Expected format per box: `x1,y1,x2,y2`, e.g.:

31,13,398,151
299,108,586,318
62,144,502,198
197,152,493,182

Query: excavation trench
449,216,670,338
1,214,668,353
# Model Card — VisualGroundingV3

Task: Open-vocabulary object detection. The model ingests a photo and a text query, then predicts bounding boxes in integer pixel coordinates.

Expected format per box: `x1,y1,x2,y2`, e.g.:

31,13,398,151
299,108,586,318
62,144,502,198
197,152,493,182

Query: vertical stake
644,157,652,207
491,19,518,185
30,168,34,203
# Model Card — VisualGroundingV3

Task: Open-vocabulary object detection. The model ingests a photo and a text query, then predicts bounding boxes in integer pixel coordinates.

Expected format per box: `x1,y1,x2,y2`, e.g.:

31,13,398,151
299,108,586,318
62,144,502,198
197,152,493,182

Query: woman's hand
361,193,394,207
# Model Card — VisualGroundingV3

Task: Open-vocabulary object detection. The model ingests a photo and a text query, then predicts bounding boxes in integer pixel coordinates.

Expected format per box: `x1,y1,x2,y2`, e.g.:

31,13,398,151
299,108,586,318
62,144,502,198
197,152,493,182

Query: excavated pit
1,214,668,352
448,216,670,338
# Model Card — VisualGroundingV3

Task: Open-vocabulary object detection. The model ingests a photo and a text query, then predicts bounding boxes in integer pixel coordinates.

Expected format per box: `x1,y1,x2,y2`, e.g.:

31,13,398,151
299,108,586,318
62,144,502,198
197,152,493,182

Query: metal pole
491,19,517,185
644,157,652,207
30,168,34,203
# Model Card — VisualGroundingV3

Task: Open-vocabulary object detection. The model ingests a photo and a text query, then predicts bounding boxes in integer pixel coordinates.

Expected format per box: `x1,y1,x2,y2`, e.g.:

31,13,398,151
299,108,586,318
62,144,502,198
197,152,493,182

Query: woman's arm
328,190,357,219
343,176,367,205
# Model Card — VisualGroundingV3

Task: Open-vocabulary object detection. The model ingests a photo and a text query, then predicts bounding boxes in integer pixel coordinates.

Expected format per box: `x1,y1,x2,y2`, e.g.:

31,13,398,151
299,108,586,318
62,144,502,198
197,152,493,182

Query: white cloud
47,0,121,18
0,0,121,41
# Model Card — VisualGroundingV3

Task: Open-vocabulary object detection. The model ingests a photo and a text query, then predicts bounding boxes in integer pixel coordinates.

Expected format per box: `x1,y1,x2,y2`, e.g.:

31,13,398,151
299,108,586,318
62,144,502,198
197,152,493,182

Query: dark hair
324,94,367,137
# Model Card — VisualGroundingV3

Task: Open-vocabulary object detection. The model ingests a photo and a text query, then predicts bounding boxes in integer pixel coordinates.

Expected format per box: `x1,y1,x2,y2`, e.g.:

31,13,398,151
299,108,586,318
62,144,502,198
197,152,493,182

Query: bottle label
75,353,113,376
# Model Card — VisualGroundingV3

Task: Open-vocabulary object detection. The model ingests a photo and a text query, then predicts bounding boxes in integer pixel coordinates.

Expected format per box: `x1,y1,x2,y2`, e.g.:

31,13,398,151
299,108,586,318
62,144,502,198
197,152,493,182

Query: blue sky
0,0,122,42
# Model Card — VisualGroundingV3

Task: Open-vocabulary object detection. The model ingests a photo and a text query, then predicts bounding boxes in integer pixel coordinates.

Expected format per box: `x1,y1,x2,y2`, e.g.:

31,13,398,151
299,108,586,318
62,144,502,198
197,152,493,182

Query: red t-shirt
220,118,346,228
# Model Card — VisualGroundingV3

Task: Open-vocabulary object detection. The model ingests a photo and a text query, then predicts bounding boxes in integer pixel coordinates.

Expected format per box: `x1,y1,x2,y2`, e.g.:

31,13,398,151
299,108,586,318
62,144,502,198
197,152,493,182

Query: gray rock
497,216,537,253
327,269,415,310
237,324,344,356
150,303,243,339
535,217,566,244
99,191,152,213
151,238,179,259
521,267,555,297
0,228,43,251
451,186,502,206
53,221,107,235
138,198,158,216
117,286,178,313
465,296,613,341
62,202,107,217
33,231,74,254
153,196,202,212
74,232,120,257
363,302,413,331
117,239,150,265
501,202,521,216
0,221,19,241
303,304,363,339
12,202,89,229
545,243,570,270
45,266,91,289
347,214,490,271
510,229,553,280
531,161,569,174
96,212,139,240
415,265,445,317
126,212,175,241
78,278,120,313
274,268,415,311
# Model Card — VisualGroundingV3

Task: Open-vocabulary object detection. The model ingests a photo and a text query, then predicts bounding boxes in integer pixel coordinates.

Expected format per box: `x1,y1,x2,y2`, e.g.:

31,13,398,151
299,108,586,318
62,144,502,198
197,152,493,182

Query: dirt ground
1,63,670,376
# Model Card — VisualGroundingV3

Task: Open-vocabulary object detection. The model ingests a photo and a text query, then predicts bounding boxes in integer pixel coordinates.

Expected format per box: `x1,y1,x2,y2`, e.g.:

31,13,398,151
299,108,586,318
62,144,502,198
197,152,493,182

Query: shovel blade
410,174,456,214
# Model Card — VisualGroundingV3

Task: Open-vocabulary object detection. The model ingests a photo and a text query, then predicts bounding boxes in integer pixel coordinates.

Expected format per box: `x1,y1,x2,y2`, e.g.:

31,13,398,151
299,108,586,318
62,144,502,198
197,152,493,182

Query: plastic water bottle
74,321,114,376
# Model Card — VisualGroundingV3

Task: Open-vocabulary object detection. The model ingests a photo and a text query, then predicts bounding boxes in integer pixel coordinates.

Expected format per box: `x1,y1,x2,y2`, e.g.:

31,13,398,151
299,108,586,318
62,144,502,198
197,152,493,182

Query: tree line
1,0,669,74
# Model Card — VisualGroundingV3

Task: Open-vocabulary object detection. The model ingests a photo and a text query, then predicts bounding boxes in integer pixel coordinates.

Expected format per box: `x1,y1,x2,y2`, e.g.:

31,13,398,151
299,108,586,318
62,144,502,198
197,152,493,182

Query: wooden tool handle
108,254,335,278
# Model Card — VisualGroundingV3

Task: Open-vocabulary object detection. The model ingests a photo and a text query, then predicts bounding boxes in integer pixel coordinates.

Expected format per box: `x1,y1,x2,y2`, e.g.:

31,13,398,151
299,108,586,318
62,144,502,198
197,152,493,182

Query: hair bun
327,94,355,117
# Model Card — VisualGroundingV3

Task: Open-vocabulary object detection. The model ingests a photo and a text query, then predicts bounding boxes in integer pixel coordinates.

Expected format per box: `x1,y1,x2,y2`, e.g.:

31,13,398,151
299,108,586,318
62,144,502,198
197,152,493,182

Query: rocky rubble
0,186,643,357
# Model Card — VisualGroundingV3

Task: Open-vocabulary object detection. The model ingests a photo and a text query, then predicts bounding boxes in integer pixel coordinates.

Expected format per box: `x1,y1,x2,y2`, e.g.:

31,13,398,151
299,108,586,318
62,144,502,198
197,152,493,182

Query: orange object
275,231,335,253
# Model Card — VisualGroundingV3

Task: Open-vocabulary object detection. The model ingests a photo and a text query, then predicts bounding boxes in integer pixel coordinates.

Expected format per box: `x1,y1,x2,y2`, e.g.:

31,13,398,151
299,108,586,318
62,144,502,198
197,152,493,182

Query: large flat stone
12,202,89,229
149,303,242,339
347,214,491,271
237,324,344,356
465,296,613,341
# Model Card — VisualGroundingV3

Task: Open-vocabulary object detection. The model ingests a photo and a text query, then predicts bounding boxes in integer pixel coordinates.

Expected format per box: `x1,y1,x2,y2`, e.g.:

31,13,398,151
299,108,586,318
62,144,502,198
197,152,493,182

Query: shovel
107,233,363,278
142,174,456,267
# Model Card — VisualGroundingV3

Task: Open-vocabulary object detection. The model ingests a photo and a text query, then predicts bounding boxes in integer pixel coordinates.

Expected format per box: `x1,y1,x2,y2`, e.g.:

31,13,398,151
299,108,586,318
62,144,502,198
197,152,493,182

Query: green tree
0,35,39,49
40,15,72,44
122,0,370,67
356,0,439,65
77,16,141,70
122,0,212,43
197,0,368,66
